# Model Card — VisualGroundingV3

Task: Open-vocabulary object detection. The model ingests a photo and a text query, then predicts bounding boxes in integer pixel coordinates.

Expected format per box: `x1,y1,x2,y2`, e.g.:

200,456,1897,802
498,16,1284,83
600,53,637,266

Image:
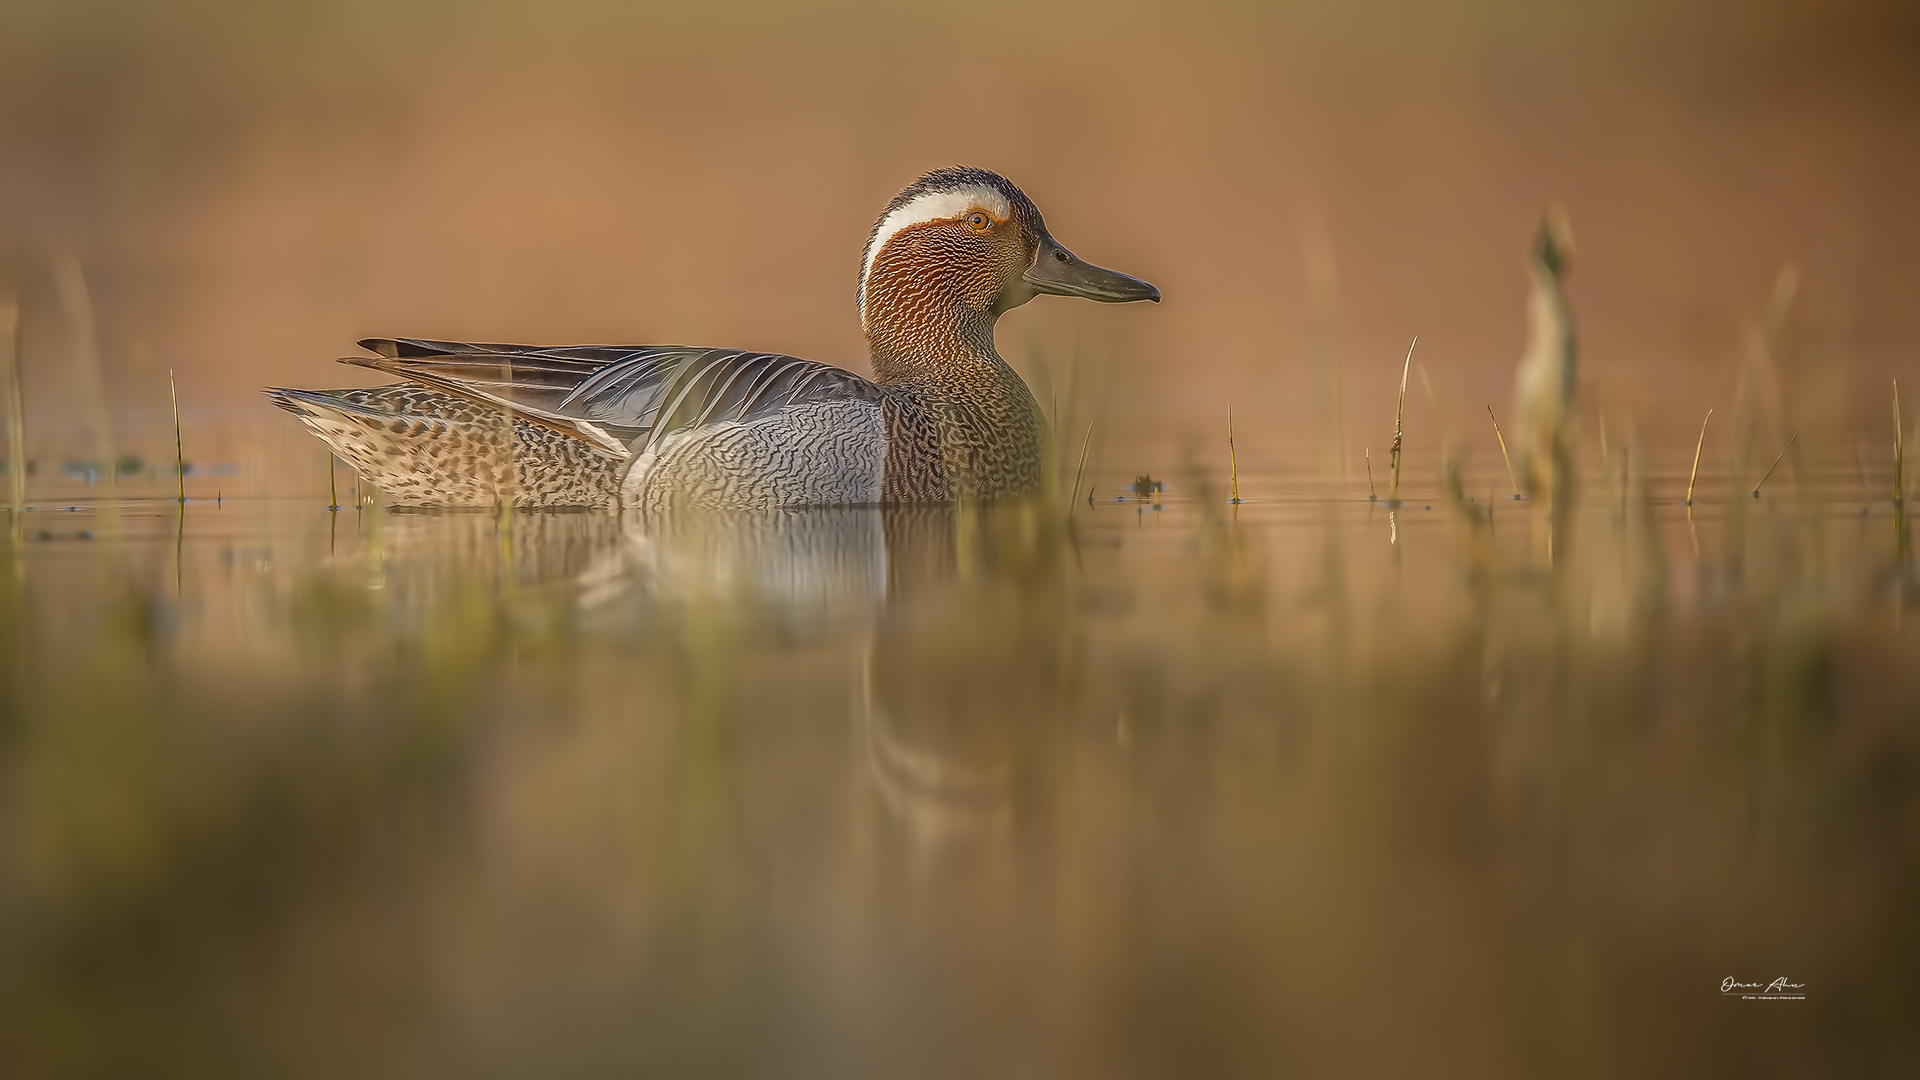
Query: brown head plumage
857,166,1157,377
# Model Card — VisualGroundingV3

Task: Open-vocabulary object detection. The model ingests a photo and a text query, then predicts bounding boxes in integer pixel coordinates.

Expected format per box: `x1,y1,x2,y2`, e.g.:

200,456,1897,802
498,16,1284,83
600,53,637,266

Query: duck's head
858,166,1159,362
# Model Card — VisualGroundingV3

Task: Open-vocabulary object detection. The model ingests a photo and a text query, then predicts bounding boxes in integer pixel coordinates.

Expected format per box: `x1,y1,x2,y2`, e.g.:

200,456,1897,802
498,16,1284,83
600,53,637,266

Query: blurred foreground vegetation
0,481,1914,1078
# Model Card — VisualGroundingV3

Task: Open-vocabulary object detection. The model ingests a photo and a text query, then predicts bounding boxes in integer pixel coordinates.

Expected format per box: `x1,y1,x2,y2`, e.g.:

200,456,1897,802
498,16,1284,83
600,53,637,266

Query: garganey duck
267,167,1159,509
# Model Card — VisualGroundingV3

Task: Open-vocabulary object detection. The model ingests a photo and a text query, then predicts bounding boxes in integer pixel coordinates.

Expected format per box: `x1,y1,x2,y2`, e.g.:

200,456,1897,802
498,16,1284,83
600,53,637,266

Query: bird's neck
864,293,1007,389
865,300,1049,502
867,316,1040,434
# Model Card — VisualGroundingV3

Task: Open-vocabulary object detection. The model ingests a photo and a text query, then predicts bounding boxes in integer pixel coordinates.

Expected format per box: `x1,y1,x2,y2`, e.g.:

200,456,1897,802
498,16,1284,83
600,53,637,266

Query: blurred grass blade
1686,408,1712,506
1752,432,1797,496
1068,421,1094,513
170,369,185,505
1487,404,1519,500
1227,407,1240,504
2,297,22,548
1389,337,1415,506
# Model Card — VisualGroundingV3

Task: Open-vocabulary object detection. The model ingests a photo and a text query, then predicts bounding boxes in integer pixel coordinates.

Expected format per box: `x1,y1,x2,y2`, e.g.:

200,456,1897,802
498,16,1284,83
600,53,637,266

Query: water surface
1,469,1916,1077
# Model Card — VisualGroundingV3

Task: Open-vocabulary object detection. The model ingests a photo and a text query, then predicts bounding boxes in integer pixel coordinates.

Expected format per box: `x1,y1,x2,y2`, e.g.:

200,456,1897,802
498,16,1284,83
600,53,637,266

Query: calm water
1,463,1916,1078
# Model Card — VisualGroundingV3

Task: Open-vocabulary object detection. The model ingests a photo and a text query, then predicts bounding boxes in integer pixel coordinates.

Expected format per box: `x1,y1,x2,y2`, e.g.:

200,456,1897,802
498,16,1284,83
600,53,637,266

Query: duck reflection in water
871,504,1078,844
491,500,1071,843
369,506,1076,853
573,507,890,622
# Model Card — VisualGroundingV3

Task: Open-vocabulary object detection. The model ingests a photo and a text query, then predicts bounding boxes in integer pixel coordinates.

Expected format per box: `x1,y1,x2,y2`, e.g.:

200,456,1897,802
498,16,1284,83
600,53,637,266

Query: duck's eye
964,211,992,232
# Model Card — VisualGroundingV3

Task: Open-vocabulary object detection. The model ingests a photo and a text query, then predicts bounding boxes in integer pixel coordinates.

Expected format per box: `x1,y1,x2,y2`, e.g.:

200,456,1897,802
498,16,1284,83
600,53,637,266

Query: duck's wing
346,338,880,459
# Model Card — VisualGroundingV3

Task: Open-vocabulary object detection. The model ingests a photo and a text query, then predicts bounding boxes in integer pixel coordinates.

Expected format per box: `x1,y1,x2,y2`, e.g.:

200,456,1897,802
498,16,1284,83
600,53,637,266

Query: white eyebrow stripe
859,185,1012,321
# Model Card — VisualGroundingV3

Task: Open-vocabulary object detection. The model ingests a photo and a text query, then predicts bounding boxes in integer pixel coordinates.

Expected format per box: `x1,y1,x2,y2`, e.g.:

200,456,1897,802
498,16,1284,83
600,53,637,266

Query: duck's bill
1025,235,1160,303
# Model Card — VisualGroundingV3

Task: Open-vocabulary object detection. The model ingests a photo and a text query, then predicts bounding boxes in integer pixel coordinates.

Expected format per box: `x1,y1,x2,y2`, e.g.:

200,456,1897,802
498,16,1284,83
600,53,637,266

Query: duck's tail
264,384,621,508
265,385,504,506
266,385,388,422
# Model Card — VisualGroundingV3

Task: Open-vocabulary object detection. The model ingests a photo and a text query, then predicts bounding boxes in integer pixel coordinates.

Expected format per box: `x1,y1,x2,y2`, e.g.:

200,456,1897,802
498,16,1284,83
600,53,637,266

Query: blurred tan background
2,0,1916,472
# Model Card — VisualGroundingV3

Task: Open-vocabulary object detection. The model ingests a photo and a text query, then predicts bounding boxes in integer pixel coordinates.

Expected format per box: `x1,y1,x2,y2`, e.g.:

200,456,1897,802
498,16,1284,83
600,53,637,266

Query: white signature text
1721,977,1805,995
